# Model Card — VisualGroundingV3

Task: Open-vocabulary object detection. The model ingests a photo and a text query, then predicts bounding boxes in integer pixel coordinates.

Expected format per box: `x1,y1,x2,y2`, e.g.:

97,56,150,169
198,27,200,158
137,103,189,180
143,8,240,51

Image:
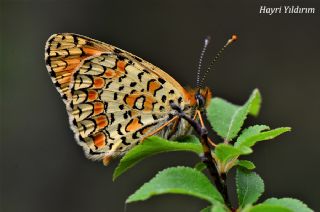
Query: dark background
1,0,319,211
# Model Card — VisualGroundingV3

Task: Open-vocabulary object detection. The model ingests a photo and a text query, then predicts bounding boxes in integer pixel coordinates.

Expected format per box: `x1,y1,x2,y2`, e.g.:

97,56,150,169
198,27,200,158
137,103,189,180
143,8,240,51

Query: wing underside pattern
45,33,193,163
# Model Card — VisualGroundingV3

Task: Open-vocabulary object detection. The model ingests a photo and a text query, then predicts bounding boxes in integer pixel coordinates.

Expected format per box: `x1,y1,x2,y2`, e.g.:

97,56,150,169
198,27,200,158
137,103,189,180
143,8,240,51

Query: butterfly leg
167,116,181,139
141,115,179,142
193,110,216,147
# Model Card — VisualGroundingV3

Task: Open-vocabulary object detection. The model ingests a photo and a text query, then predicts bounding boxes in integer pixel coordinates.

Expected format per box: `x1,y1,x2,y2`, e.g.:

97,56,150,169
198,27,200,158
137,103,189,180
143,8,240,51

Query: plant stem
178,112,232,208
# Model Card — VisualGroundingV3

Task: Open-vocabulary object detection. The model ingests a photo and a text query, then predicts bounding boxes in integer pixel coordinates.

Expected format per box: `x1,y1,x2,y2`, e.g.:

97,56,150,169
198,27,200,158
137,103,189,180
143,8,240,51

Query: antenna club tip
231,34,238,41
225,34,238,46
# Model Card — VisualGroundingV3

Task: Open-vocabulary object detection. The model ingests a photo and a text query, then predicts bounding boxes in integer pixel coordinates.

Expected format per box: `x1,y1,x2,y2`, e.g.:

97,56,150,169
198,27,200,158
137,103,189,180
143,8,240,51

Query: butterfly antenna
196,36,211,88
199,34,238,87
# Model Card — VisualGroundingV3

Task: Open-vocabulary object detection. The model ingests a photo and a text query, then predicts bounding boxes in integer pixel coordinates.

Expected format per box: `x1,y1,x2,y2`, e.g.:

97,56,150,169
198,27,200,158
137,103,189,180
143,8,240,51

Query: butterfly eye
196,93,205,108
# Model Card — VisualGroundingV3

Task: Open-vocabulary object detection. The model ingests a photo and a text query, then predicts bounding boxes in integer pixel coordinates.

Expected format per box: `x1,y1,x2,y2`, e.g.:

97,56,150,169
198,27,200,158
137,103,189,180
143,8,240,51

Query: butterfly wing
45,33,115,101
45,33,194,164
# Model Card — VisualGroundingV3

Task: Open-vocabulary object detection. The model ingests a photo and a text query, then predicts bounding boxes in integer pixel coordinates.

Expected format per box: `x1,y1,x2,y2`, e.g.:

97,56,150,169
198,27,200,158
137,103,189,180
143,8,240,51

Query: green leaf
236,168,264,207
237,160,256,170
236,125,270,145
207,89,261,141
264,198,313,212
214,144,243,163
234,127,291,149
176,135,201,144
212,202,228,212
200,206,213,212
126,167,224,204
243,204,292,212
201,203,227,212
213,144,253,174
113,136,202,180
194,162,207,172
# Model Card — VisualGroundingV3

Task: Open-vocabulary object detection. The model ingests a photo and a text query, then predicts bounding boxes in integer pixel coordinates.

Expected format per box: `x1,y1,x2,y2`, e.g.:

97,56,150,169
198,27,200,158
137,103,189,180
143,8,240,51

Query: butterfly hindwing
45,33,114,101
67,52,188,160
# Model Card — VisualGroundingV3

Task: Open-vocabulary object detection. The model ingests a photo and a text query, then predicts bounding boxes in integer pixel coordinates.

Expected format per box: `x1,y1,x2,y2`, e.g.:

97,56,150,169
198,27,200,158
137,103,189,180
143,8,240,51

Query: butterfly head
186,87,212,110
196,87,212,109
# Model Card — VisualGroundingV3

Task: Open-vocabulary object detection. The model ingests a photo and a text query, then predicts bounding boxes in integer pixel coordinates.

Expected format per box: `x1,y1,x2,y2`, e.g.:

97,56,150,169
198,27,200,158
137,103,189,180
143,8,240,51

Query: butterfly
45,33,236,165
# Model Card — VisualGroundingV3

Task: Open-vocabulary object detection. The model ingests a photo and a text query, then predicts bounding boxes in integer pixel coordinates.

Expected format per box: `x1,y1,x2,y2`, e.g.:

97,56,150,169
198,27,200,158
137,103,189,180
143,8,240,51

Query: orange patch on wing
64,58,82,71
124,94,138,108
57,75,71,84
104,69,115,78
82,47,102,56
65,63,79,72
65,58,81,65
143,96,155,111
93,77,105,88
95,115,108,129
148,80,162,95
117,60,126,72
88,90,98,101
93,102,104,115
126,118,143,132
131,110,138,117
93,132,106,148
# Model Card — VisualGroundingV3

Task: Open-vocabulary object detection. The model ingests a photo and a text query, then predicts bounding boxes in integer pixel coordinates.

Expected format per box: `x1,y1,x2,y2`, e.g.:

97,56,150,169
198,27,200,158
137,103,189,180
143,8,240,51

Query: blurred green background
1,0,319,211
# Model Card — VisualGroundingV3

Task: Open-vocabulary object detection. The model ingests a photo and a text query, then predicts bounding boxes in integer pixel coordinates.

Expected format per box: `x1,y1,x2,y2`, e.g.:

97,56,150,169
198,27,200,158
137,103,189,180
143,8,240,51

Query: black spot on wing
130,82,137,87
105,81,112,89
108,143,114,149
118,74,126,82
110,113,115,125
117,124,123,135
104,102,109,112
105,130,115,140
143,69,150,74
117,55,125,61
137,72,144,82
161,95,167,103
153,85,163,97
133,56,142,62
114,48,123,54
158,78,166,84
132,131,139,139
89,149,102,155
123,111,128,119
121,136,130,145
71,34,79,45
